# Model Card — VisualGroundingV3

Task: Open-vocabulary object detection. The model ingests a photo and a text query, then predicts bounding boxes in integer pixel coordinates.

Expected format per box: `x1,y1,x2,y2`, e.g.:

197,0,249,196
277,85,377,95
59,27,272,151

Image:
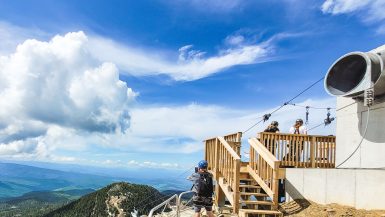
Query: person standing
264,121,280,133
263,121,280,155
187,160,215,217
288,119,307,162
289,119,307,135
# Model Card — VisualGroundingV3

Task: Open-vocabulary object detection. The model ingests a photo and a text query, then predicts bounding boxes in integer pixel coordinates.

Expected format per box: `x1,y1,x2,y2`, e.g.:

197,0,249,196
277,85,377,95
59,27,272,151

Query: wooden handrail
223,132,242,156
249,138,278,168
248,137,280,209
204,136,240,214
218,137,241,160
223,132,242,142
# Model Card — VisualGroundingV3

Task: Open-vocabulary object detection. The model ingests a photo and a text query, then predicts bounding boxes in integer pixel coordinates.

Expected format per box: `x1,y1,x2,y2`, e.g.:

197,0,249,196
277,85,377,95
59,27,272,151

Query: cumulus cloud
321,0,385,32
0,31,136,159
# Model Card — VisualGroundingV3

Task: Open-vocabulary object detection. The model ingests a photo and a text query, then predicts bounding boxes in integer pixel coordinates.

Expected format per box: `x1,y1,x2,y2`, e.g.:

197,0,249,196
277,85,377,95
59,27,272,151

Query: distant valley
0,162,192,216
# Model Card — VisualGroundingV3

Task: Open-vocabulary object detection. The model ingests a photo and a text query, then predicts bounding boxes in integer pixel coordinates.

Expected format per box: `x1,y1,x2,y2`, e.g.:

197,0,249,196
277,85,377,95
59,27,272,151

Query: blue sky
0,0,384,171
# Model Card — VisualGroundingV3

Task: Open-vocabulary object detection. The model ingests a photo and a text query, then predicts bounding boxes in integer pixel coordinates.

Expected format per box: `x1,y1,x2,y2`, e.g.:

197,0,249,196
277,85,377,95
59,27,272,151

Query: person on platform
187,160,215,217
289,119,307,135
264,121,280,133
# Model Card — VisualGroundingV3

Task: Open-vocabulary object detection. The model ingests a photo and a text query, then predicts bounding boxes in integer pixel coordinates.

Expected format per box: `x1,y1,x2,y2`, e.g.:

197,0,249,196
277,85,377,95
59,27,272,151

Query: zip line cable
307,118,335,132
336,102,357,111
243,76,325,133
287,103,335,110
336,106,370,168
243,119,264,134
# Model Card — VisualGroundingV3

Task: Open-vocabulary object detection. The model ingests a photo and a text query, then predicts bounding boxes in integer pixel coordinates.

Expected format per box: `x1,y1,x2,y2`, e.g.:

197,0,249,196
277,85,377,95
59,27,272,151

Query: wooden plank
239,209,282,215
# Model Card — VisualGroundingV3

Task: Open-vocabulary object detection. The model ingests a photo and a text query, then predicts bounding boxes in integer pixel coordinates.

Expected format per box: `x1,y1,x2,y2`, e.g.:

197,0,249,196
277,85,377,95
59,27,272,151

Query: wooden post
214,138,220,179
215,181,225,209
310,136,316,168
236,132,242,142
204,141,207,162
233,159,240,214
272,162,280,210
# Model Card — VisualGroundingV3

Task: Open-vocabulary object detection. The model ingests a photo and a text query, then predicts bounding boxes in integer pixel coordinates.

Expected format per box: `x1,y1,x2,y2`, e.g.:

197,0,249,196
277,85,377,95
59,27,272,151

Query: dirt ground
279,199,385,217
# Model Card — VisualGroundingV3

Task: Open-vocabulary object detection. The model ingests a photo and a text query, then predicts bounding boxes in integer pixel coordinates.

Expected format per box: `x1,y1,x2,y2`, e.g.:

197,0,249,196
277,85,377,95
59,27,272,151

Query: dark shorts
193,196,213,213
194,205,212,213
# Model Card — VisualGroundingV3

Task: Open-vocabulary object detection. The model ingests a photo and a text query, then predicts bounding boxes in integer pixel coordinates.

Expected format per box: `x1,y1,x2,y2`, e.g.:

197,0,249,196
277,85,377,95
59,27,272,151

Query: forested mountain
45,182,164,217
0,163,116,198
0,189,95,216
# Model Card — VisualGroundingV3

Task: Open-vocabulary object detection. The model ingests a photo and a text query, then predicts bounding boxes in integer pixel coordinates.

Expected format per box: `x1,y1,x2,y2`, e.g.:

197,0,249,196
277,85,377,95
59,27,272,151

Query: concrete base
285,168,385,210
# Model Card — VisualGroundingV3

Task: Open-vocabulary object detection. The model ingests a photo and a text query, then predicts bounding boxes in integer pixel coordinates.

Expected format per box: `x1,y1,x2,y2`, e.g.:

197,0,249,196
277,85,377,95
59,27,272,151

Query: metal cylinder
324,45,385,97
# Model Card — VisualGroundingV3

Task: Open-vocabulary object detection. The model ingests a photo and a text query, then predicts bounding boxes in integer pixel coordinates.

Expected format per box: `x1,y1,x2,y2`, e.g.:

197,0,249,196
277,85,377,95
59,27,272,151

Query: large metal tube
324,45,385,97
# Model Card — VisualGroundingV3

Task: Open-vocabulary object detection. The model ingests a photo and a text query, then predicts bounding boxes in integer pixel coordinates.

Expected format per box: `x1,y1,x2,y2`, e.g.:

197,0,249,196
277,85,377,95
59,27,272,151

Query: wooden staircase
205,132,336,217
238,175,282,217
206,133,283,217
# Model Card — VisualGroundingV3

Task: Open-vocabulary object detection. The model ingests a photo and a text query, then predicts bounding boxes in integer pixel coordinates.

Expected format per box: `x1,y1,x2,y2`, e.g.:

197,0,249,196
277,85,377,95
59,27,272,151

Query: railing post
214,138,220,179
310,136,316,168
233,159,240,214
236,132,242,142
272,162,280,210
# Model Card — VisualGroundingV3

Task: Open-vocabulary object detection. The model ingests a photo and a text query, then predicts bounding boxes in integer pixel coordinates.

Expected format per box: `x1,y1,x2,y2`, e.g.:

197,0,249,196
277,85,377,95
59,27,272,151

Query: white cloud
0,31,136,160
82,98,336,156
0,23,283,82
321,0,385,29
225,35,245,46
88,35,273,81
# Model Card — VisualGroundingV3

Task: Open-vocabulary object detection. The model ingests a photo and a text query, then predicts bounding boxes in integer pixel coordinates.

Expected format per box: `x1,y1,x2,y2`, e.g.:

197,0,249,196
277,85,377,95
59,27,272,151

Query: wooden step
240,200,273,205
240,178,254,182
239,184,261,189
240,192,268,197
239,209,282,216
240,166,248,173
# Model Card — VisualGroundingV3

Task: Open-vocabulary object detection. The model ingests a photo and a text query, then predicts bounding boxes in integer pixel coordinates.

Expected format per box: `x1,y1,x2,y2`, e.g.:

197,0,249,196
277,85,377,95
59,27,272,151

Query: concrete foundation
285,168,385,210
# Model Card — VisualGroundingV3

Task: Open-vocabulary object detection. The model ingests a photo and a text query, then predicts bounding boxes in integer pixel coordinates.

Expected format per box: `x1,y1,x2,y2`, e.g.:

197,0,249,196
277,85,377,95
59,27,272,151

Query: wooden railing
248,137,282,208
204,138,217,172
204,136,241,213
259,132,336,168
223,132,242,156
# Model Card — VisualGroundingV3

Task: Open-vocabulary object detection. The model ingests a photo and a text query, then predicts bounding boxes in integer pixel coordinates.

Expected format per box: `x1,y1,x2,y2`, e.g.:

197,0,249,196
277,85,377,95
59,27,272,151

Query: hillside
0,189,94,217
45,182,164,217
0,163,116,198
